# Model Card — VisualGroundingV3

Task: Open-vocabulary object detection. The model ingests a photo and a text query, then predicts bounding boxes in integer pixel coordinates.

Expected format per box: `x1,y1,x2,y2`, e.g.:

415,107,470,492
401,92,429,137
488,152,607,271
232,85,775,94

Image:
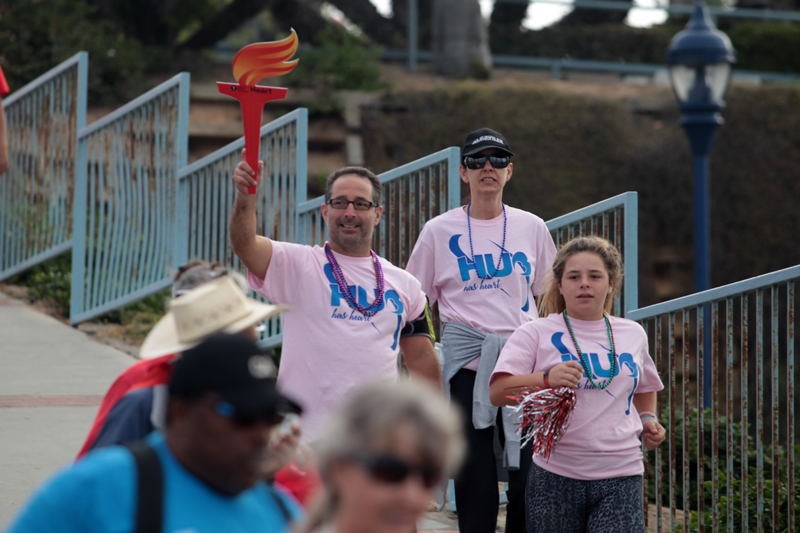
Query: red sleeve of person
0,65,10,97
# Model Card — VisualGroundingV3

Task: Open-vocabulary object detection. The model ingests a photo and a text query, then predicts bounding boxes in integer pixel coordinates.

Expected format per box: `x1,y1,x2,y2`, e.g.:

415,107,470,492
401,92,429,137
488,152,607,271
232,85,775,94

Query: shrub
0,0,148,104
648,407,800,532
285,25,389,112
729,21,800,74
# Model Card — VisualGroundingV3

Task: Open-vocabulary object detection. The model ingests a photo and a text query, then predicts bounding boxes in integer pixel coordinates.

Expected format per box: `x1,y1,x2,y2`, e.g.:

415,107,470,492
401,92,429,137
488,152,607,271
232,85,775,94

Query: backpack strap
265,482,292,524
123,441,164,533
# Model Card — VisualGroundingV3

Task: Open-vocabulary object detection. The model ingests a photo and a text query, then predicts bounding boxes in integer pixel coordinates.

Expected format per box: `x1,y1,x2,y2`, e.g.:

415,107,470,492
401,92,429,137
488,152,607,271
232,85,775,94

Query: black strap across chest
122,441,292,533
123,441,164,533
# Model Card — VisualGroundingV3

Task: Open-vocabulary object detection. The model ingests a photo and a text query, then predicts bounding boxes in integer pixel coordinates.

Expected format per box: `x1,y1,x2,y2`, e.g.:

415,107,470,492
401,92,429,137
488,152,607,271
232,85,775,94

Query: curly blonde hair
537,236,623,318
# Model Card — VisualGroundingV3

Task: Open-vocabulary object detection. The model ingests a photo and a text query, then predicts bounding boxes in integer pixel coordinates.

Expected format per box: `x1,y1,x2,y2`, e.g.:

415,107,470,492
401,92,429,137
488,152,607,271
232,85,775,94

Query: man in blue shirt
6,334,303,533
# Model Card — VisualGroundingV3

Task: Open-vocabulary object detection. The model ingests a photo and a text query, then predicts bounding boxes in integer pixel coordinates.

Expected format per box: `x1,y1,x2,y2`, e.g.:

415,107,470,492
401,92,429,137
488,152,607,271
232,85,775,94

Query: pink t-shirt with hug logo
491,313,664,480
406,206,556,369
249,242,427,439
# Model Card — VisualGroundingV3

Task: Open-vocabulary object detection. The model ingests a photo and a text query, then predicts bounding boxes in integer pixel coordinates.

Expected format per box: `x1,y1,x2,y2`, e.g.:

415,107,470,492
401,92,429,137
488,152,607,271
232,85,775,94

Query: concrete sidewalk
0,290,462,531
0,290,134,528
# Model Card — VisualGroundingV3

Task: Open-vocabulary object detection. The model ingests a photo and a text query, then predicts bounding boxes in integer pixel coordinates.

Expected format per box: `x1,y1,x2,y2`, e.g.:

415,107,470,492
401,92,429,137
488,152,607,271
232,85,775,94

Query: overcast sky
367,0,668,30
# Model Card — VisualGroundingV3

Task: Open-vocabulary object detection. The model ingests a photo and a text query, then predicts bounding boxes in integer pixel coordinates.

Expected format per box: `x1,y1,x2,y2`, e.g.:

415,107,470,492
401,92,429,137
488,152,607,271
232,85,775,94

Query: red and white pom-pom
508,387,577,460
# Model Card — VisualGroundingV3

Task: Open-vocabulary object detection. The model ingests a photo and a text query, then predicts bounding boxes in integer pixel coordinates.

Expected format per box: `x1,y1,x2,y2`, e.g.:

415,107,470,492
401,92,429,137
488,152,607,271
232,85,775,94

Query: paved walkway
0,290,462,531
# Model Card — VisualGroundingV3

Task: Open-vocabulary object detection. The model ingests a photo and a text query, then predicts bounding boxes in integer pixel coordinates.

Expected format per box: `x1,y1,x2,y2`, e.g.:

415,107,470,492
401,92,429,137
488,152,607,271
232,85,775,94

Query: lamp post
666,1,735,407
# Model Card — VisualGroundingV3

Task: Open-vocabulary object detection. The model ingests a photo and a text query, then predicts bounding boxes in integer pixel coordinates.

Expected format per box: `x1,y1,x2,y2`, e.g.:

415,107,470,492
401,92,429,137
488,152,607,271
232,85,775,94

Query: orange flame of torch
232,29,299,86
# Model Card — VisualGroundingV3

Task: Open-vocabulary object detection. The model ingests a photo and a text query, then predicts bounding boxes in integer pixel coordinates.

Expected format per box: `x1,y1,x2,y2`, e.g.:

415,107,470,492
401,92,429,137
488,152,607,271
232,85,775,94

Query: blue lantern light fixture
666,1,735,407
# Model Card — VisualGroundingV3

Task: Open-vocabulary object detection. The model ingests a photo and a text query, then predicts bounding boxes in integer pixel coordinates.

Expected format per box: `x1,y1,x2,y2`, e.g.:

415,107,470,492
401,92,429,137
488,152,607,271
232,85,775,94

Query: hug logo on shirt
323,263,405,349
551,332,640,415
449,234,532,281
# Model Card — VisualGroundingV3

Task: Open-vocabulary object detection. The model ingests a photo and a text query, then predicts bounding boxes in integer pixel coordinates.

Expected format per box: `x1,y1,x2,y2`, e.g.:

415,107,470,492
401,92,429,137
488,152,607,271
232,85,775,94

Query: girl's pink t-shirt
248,242,427,440
406,206,556,369
491,313,663,480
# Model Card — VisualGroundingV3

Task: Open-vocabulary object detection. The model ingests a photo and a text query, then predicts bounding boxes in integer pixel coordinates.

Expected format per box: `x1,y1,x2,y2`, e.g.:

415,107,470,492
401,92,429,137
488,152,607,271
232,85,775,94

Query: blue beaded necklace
466,202,507,280
324,243,385,317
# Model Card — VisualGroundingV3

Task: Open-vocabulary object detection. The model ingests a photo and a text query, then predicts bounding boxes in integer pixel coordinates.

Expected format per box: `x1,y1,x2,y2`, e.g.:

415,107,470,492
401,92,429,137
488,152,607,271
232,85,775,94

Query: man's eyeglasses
350,453,441,489
326,199,378,211
462,155,511,170
214,400,284,428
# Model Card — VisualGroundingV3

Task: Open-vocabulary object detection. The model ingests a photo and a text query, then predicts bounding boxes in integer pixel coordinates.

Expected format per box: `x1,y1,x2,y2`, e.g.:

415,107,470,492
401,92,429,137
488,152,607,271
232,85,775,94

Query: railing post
295,108,309,244
447,147,461,210
174,72,191,268
70,53,90,324
624,191,638,315
408,0,418,72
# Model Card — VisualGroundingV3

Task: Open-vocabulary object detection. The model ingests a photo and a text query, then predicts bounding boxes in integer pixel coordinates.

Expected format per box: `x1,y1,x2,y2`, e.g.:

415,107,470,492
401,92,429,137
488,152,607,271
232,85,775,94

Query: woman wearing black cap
406,128,557,533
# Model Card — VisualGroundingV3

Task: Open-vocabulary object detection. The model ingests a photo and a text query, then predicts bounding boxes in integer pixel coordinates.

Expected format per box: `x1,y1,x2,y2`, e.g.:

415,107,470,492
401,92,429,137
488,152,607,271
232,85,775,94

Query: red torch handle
216,82,289,195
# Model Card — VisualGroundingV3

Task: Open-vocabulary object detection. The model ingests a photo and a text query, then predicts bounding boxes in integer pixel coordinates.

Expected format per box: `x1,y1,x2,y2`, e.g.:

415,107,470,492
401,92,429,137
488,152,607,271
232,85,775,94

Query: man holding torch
230,161,442,441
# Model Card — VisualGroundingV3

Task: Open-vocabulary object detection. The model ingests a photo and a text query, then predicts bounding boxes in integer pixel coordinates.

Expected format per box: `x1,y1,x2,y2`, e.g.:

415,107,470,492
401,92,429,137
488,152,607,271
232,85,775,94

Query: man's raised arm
229,149,274,280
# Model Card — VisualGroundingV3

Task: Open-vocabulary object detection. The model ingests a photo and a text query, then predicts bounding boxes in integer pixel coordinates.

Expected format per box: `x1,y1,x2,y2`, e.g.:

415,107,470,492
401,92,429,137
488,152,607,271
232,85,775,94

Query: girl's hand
548,361,584,388
641,419,666,450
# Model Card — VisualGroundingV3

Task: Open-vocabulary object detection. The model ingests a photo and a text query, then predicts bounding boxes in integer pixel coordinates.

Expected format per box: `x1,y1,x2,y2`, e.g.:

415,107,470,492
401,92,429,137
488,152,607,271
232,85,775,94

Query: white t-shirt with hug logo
249,242,426,439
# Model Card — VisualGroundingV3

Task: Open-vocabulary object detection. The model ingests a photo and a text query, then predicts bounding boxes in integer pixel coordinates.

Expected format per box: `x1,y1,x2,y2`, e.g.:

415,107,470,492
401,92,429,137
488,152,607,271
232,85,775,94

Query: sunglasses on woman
350,453,441,489
462,155,511,170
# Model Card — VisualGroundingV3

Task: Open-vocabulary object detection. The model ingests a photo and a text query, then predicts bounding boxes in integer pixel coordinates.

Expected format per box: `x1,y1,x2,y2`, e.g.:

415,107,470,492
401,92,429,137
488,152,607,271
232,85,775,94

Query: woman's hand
547,361,584,388
641,419,666,450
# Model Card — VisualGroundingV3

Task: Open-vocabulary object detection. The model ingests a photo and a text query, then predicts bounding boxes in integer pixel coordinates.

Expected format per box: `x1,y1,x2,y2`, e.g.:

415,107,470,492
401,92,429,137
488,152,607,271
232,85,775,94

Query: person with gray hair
294,381,465,533
76,260,283,458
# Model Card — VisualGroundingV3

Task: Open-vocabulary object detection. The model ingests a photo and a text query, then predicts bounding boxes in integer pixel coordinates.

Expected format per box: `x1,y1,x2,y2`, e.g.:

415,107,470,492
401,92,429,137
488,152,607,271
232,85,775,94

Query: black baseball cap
169,333,302,418
461,128,514,158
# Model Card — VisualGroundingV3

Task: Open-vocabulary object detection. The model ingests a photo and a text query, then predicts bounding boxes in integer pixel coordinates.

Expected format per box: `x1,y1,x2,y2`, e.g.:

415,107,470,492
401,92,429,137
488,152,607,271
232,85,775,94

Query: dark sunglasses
462,155,511,170
350,453,441,489
214,400,284,428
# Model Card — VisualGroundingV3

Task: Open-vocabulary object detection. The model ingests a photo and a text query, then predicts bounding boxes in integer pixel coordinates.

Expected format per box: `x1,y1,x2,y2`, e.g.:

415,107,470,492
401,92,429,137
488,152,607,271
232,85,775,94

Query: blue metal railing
0,52,88,281
176,108,308,348
628,267,798,533
70,73,190,324
545,191,638,317
402,0,800,81
385,50,800,84
498,0,800,23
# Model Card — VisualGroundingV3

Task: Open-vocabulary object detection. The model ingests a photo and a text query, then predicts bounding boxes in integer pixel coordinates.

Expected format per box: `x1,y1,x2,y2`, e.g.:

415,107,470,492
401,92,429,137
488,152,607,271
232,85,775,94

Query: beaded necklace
467,202,507,280
324,243,385,317
562,310,617,390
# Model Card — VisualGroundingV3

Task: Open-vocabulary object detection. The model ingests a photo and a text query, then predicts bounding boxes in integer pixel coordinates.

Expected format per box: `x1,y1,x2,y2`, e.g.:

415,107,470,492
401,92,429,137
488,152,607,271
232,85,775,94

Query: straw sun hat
139,277,288,360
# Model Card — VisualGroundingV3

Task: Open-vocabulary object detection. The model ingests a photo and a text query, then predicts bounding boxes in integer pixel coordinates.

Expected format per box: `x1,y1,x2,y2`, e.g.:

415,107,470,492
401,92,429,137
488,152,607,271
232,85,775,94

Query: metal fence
401,0,800,82
0,52,87,281
176,108,308,348
628,267,799,533
70,73,190,324
545,191,638,317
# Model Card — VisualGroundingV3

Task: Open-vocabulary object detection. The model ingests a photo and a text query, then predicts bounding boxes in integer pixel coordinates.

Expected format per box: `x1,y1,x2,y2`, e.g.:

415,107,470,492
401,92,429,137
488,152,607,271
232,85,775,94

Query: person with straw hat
78,264,287,459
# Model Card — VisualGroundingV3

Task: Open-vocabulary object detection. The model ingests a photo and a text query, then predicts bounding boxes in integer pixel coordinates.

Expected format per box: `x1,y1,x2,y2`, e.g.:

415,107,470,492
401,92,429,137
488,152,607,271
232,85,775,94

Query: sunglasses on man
462,155,511,170
215,400,286,428
349,453,442,489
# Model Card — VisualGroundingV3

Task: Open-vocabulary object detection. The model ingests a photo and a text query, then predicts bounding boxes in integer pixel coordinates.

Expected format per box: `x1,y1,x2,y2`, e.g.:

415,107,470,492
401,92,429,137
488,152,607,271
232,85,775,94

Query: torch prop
218,30,299,194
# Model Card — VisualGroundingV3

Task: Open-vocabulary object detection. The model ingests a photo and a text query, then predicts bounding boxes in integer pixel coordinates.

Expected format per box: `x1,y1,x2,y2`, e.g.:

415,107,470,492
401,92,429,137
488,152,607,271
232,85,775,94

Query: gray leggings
525,462,645,533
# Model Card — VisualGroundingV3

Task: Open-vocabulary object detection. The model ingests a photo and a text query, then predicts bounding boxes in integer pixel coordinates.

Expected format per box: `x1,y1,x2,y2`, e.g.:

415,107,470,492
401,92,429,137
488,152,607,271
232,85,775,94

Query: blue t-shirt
6,432,301,533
